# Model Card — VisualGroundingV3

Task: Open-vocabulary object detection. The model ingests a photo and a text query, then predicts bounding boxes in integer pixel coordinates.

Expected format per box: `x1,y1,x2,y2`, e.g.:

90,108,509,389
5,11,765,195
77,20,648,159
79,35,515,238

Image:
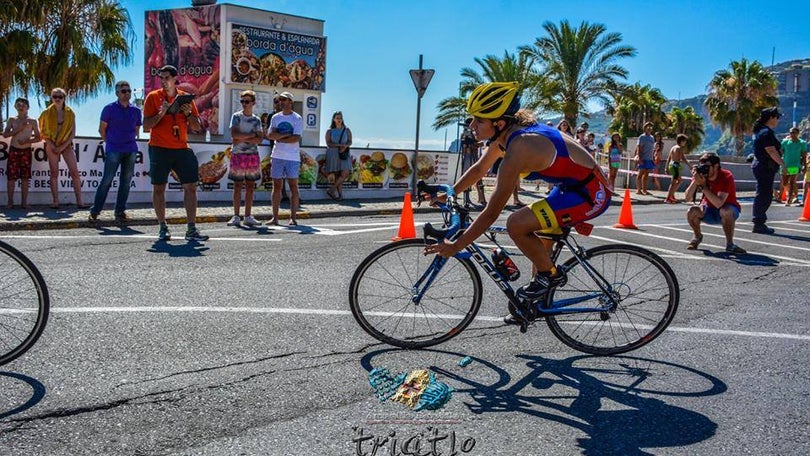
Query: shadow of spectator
146,241,209,257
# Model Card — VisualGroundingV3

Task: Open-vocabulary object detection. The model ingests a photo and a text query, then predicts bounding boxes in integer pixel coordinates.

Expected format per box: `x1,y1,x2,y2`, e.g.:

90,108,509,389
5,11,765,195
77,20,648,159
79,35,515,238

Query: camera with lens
696,163,711,176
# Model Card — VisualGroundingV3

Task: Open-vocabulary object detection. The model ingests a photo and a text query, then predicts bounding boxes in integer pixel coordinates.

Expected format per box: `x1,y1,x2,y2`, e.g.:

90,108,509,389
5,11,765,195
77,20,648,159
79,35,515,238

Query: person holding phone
142,64,208,242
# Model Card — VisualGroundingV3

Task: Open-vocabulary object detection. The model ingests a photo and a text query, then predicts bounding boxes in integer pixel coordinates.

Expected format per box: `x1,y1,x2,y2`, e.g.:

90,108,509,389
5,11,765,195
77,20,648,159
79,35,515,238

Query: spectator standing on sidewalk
324,111,353,201
39,88,86,209
458,127,486,207
227,90,263,227
3,98,40,209
684,152,746,254
804,152,810,205
652,132,664,191
607,133,624,189
750,107,785,234
634,122,656,195
780,127,807,206
89,81,141,224
266,91,302,226
142,65,208,242
664,134,691,204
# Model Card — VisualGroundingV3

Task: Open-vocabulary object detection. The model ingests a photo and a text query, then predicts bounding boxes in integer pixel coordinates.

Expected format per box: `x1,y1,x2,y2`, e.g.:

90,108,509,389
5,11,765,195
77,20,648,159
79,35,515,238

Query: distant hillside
549,57,810,155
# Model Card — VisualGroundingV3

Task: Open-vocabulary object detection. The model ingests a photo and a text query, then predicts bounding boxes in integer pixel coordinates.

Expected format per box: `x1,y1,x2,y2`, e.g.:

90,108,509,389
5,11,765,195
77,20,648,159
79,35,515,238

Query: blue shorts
270,158,300,179
701,204,740,225
530,180,611,233
638,160,656,170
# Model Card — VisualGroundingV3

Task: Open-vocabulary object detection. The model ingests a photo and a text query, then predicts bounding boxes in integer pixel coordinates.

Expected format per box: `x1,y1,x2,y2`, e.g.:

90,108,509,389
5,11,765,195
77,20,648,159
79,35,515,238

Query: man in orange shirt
143,65,208,241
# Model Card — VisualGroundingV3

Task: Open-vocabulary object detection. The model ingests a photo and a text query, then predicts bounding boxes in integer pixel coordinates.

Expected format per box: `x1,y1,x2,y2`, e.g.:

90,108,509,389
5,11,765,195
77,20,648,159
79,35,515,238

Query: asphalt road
1,201,808,455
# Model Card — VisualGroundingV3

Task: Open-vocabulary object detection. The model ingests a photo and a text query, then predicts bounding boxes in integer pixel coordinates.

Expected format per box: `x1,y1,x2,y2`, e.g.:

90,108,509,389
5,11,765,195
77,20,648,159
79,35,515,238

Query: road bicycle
0,240,49,365
349,183,679,355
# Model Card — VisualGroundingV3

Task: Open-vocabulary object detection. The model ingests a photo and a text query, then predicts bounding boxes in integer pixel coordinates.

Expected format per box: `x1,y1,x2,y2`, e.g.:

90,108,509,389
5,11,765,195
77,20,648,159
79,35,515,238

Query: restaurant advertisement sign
144,6,222,135
230,23,327,91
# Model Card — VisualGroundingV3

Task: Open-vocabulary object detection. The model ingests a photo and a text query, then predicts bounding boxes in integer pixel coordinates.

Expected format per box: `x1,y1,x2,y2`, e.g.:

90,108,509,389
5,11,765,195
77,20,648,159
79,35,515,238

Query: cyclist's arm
428,148,523,258
453,145,501,195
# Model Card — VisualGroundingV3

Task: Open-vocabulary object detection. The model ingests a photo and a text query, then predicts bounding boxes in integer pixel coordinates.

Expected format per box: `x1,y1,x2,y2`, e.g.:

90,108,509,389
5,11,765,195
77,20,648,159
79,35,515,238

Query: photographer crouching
684,152,746,254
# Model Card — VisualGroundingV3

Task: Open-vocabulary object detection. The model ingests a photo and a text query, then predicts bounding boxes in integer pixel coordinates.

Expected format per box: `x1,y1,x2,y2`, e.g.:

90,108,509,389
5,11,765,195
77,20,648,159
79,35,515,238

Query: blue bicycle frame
415,184,619,317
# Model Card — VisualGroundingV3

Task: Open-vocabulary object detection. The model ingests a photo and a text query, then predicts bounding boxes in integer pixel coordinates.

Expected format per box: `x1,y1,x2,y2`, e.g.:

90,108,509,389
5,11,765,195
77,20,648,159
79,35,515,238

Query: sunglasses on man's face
51,95,64,99
240,99,253,104
118,88,131,93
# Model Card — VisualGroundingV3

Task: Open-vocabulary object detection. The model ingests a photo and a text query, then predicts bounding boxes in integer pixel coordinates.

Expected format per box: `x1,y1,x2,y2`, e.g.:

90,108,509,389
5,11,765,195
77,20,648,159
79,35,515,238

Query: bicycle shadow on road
0,371,46,420
146,240,210,257
361,349,726,456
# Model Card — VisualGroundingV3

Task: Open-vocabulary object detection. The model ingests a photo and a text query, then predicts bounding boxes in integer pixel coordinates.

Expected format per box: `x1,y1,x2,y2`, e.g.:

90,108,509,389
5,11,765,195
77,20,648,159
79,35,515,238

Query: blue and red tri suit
506,123,612,232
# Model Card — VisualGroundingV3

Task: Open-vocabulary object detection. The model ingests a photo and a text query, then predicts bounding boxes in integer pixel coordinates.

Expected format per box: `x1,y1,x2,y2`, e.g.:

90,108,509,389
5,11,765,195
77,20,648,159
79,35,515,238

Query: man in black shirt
750,107,786,234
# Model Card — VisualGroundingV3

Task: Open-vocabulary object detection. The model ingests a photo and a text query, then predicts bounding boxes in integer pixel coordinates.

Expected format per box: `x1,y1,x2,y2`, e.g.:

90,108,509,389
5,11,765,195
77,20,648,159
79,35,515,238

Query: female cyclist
425,82,613,323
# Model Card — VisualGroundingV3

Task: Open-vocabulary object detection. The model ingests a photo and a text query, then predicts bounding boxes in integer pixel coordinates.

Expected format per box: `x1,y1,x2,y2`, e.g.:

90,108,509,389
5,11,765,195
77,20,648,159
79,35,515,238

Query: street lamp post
793,72,799,128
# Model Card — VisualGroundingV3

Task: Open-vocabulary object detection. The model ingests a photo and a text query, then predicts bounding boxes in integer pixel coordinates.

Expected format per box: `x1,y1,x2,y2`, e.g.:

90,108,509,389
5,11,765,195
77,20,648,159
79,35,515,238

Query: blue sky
56,0,810,149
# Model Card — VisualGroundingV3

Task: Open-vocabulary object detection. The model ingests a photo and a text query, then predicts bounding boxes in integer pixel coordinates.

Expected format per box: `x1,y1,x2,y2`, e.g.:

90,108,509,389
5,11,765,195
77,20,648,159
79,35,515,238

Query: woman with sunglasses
226,90,263,227
39,88,86,208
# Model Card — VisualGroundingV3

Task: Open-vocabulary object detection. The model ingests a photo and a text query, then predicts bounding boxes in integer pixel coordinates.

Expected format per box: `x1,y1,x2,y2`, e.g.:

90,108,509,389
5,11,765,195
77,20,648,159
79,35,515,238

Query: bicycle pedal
519,322,528,333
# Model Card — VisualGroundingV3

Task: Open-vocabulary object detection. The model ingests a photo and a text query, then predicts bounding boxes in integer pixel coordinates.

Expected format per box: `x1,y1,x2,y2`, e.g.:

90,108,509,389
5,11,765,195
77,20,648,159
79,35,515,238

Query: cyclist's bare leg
506,207,554,272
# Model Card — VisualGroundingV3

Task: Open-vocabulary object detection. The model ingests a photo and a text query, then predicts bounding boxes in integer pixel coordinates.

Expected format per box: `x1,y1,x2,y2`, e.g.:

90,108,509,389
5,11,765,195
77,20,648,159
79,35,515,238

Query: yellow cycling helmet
466,81,520,119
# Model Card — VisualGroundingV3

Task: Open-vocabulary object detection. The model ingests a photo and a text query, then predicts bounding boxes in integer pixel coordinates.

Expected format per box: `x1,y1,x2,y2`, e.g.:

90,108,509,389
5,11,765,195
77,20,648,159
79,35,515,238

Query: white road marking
37,305,810,342
599,226,810,266
648,224,810,253
0,234,283,242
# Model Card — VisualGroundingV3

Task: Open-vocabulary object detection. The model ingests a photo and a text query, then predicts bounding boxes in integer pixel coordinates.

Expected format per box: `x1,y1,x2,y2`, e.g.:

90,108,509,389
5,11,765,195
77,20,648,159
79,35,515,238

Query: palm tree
705,58,778,156
520,20,636,127
666,106,705,153
0,0,134,116
432,51,550,130
608,82,668,139
0,1,43,125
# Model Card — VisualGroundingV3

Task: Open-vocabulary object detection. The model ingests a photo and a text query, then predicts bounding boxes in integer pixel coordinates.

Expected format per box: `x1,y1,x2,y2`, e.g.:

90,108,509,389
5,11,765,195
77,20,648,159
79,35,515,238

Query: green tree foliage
665,106,705,153
520,20,636,127
607,82,668,139
432,51,549,130
0,0,135,113
705,58,778,156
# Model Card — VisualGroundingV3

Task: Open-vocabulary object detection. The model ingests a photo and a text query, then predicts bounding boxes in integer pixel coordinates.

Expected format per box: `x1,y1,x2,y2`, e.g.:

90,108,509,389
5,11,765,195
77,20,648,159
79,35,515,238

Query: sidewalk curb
0,197,669,232
0,206,442,232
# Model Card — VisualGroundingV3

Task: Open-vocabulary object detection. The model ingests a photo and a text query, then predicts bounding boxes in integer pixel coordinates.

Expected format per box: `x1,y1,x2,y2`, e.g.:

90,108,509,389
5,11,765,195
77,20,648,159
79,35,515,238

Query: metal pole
411,55,423,195
793,72,799,128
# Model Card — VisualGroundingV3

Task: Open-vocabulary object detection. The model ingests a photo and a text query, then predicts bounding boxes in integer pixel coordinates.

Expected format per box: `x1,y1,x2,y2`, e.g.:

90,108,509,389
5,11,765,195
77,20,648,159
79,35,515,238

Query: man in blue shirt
634,122,656,195
89,81,142,224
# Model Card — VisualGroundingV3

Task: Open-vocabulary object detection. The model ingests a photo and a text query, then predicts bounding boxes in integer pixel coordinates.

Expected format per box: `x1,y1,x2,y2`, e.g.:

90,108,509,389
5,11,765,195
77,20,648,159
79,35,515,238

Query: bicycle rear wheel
545,244,678,355
0,241,49,365
349,239,482,349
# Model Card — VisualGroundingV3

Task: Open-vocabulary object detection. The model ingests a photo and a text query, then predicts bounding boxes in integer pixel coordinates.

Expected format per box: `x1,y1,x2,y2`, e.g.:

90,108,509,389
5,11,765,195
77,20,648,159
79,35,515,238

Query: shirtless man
2,98,41,209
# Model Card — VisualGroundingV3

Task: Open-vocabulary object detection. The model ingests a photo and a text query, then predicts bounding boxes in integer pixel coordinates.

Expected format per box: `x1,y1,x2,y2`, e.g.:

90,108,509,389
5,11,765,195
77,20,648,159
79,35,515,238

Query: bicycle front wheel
349,239,482,349
546,244,679,356
0,241,49,366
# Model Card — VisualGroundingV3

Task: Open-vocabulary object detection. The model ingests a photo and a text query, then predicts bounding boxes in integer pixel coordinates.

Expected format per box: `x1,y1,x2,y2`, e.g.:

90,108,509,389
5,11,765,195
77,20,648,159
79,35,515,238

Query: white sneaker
243,215,259,227
227,215,241,226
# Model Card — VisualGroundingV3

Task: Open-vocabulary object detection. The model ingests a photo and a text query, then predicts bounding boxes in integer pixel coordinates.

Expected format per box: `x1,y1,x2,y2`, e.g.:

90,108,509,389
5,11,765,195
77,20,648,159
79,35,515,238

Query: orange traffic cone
392,192,416,241
613,188,638,229
799,194,810,222
780,187,787,203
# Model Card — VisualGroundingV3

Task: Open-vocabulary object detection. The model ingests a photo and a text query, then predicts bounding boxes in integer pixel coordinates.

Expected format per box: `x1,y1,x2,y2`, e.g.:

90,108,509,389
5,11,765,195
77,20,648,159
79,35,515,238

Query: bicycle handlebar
416,180,462,241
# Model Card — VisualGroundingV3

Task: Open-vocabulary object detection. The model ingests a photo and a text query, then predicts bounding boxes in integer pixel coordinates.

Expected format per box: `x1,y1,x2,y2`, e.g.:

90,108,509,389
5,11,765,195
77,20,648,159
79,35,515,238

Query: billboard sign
230,24,326,91
144,6,222,135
